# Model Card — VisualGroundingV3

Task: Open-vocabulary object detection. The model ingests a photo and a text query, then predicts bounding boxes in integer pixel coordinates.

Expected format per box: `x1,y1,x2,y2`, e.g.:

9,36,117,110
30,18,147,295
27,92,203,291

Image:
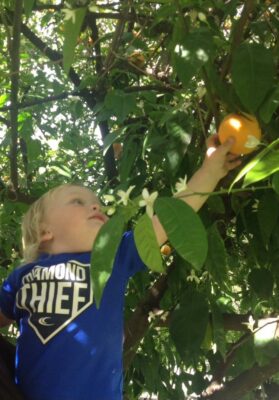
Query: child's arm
0,311,14,328
152,136,240,246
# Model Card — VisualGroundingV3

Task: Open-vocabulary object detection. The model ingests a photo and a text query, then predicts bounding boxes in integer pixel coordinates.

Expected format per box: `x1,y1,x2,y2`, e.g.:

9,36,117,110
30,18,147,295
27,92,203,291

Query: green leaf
172,29,215,87
50,165,72,178
272,172,279,195
27,139,41,163
206,196,225,214
119,138,138,182
103,128,125,156
104,90,137,123
248,268,274,299
170,288,209,360
229,338,255,375
206,223,228,284
91,215,126,307
134,214,164,273
211,302,226,358
232,43,275,112
0,94,8,108
24,0,35,16
154,198,208,270
63,7,87,75
257,192,279,245
244,149,279,187
259,86,279,124
230,139,279,189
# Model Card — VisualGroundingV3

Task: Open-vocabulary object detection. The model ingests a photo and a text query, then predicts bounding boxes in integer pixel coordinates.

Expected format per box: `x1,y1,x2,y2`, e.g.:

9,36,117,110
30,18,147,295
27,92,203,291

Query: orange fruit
218,113,262,155
160,244,172,256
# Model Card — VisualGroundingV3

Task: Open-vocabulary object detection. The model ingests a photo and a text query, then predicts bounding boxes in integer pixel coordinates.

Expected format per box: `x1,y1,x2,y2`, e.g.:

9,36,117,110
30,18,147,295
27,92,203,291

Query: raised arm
152,136,241,246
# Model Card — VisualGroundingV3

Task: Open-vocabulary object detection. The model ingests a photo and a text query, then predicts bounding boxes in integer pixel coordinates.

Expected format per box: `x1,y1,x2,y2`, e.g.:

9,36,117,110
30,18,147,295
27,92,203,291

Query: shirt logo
16,260,93,344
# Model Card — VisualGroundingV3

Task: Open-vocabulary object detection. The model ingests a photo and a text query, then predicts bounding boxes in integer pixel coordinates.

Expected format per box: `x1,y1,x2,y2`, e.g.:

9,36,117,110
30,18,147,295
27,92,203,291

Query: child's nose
91,203,100,211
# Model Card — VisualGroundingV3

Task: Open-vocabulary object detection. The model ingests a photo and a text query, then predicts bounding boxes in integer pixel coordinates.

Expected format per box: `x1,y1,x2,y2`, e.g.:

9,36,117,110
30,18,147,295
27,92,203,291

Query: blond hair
21,183,80,263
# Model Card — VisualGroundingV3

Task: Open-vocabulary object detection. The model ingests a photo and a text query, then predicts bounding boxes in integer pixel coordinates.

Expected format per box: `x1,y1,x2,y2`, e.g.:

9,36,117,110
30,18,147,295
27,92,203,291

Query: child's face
40,185,109,254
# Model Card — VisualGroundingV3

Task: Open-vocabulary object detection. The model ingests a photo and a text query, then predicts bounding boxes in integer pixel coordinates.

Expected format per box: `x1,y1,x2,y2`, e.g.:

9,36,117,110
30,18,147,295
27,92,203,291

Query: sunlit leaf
243,149,279,187
230,139,279,189
172,28,215,87
134,213,164,273
91,215,126,308
154,198,208,270
63,7,86,75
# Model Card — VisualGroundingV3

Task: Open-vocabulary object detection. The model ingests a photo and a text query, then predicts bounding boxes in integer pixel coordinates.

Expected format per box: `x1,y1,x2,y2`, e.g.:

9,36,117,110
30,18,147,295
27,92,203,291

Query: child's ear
40,224,53,243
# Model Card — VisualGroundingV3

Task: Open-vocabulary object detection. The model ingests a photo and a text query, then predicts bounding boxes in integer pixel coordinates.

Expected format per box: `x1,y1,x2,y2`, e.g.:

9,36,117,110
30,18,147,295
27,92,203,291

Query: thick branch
202,355,279,400
9,0,23,191
87,14,103,74
0,187,35,204
124,270,171,369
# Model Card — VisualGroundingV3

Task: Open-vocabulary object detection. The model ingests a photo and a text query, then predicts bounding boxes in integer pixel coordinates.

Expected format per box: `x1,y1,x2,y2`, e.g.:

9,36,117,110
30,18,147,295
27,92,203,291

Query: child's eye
71,198,84,205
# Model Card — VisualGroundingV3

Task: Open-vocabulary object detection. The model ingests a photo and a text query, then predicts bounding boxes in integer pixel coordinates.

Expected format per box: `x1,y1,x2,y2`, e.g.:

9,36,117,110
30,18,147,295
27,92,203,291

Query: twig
103,0,130,73
0,91,80,112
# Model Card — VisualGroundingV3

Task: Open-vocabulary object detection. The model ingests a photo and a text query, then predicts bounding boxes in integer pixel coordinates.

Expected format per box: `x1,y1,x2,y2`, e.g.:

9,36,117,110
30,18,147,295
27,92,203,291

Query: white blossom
103,194,116,203
186,269,200,284
175,175,188,194
117,185,135,206
247,315,256,332
244,135,260,149
107,207,116,216
62,8,76,23
139,188,158,218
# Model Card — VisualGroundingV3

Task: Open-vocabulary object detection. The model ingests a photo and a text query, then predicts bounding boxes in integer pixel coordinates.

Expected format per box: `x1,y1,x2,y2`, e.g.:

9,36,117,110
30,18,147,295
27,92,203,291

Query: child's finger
226,153,241,162
225,158,242,170
218,136,236,155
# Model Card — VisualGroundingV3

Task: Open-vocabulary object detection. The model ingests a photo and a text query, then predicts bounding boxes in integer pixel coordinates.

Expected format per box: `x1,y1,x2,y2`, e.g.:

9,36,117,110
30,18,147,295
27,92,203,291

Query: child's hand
202,134,241,181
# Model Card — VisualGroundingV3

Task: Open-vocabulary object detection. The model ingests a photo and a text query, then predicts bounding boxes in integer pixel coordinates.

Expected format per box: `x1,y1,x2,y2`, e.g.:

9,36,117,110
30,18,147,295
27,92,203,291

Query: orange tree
0,0,279,399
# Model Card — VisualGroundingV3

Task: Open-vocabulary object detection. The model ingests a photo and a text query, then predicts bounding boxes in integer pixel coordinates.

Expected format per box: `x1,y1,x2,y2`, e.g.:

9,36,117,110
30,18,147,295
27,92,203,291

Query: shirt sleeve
0,271,18,320
117,231,147,279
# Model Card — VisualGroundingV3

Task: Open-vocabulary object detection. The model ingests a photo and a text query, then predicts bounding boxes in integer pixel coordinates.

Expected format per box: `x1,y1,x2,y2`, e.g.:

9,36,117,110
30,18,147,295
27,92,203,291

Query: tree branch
124,268,171,369
9,0,23,192
221,0,256,79
0,91,80,112
202,355,279,400
103,1,130,73
19,21,118,180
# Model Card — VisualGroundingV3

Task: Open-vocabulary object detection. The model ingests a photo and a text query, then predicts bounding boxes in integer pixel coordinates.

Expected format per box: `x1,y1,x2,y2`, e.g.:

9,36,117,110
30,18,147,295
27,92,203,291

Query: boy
0,136,239,400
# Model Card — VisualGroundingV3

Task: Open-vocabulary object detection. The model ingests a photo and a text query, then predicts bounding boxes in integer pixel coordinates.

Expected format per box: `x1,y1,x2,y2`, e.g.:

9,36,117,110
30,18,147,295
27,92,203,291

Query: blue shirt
0,231,145,400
